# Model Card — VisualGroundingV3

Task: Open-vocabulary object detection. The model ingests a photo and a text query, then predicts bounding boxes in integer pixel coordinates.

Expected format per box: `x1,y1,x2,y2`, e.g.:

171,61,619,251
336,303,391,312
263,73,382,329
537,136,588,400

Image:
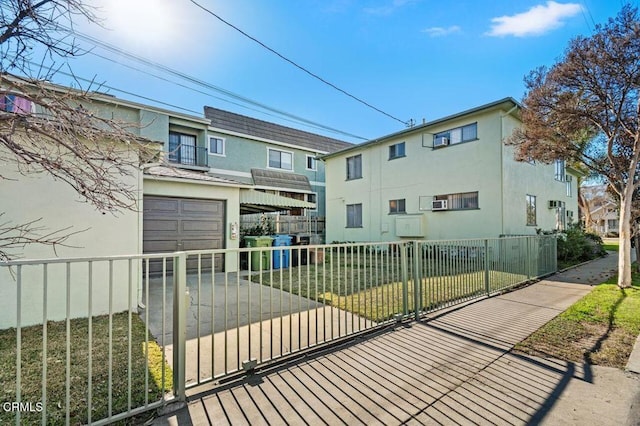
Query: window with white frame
389,198,406,214
268,148,293,170
526,194,537,226
346,203,362,228
433,123,477,147
555,160,565,181
433,191,479,210
208,136,225,156
306,155,317,170
389,142,406,160
346,154,362,180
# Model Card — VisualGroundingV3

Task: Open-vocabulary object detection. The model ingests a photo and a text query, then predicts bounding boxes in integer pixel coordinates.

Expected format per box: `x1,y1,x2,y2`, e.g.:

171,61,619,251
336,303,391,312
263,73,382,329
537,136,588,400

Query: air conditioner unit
548,200,562,209
432,200,448,211
434,136,449,148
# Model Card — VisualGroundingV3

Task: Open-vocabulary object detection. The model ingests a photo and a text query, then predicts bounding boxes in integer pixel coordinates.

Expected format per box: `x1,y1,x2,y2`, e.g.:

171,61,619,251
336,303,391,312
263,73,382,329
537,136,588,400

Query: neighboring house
203,107,351,238
0,81,248,327
323,98,580,243
581,185,619,236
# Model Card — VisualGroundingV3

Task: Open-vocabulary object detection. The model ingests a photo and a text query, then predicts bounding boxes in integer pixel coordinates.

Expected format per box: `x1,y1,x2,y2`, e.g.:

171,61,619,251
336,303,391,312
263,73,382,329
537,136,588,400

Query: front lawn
515,269,640,368
0,313,172,425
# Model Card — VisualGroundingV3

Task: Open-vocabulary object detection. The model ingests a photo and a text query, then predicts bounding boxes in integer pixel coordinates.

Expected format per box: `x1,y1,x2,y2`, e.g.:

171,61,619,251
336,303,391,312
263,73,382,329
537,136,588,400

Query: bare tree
0,1,159,260
509,5,640,288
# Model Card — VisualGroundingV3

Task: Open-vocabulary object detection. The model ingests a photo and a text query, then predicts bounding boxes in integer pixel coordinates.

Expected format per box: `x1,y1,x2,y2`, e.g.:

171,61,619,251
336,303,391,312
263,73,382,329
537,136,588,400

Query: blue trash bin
272,235,292,269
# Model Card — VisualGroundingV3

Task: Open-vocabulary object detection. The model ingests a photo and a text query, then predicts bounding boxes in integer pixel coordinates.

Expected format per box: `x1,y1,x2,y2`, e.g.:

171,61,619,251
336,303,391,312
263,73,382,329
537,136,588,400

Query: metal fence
0,236,556,425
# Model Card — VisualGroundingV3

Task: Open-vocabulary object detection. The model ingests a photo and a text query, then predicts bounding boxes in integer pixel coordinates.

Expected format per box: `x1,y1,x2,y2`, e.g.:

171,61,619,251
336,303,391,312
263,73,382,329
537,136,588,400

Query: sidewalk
154,254,640,425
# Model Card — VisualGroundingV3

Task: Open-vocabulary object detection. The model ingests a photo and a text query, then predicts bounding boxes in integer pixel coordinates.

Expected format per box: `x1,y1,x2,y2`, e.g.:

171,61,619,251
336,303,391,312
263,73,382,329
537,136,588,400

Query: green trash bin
244,236,274,270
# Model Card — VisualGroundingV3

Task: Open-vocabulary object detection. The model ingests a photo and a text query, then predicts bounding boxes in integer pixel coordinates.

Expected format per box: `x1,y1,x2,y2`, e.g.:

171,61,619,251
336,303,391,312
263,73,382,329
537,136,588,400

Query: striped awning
240,189,315,214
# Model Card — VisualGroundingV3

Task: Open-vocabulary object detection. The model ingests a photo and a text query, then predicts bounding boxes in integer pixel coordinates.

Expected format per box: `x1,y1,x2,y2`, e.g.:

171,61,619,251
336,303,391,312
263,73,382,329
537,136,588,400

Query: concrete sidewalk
154,254,640,426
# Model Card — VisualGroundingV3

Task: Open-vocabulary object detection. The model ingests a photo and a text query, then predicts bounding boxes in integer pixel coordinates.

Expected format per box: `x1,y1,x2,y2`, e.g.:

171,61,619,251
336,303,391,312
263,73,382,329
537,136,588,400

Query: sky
48,0,632,144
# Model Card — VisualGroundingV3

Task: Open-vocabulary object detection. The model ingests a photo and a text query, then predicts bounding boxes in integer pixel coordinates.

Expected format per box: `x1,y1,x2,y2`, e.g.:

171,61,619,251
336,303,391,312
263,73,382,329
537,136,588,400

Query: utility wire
61,27,368,140
188,0,409,126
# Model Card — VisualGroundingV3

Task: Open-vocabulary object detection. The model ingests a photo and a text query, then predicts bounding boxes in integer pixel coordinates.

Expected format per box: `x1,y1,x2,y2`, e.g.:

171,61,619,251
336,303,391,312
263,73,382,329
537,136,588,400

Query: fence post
173,252,187,402
527,237,532,280
484,239,490,295
412,241,421,321
400,243,409,317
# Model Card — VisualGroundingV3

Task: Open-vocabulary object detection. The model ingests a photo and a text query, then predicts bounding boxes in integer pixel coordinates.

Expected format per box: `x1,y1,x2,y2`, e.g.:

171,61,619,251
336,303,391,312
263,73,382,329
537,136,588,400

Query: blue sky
56,0,629,143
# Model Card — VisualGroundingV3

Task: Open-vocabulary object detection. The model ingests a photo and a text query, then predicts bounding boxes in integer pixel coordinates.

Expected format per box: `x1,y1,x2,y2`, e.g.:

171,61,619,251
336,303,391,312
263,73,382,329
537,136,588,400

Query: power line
188,0,409,126
62,27,368,140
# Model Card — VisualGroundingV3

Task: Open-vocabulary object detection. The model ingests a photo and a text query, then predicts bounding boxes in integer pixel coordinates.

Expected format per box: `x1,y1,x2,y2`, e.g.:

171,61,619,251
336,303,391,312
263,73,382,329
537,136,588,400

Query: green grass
516,268,640,368
603,241,620,252
254,258,530,321
0,313,172,425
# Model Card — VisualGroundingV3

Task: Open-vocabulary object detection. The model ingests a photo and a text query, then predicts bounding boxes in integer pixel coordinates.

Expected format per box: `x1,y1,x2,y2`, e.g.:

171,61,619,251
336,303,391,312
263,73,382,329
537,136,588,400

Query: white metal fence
0,236,556,425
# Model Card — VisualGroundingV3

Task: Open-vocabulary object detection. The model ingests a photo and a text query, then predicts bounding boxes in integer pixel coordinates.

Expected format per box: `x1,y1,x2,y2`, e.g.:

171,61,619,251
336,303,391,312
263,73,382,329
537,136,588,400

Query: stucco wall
0,144,143,329
325,109,506,243
207,130,328,216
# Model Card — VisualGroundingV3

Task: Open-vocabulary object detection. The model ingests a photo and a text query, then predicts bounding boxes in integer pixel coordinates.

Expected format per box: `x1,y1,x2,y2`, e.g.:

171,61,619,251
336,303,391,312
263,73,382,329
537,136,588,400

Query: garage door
143,196,225,272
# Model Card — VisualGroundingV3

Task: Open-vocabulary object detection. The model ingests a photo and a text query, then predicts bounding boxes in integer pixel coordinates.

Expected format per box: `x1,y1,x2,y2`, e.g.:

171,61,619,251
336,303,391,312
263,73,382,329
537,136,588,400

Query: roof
204,106,352,154
240,189,316,214
322,97,521,159
251,169,312,192
144,165,247,186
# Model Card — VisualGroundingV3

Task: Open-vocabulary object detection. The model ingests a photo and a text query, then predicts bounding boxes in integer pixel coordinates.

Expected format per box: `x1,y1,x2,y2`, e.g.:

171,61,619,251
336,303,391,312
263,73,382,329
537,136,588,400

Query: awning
240,189,316,214
251,169,312,192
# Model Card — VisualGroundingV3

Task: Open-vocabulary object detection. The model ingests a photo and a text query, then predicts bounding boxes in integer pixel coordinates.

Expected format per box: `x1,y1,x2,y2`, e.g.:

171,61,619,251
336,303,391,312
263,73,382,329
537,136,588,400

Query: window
433,192,479,210
346,204,362,228
306,155,317,170
526,195,537,226
208,137,225,156
169,132,198,166
307,193,317,211
0,94,33,114
555,160,565,181
389,199,406,214
566,180,572,197
433,123,477,147
346,154,362,180
268,148,293,170
389,142,406,160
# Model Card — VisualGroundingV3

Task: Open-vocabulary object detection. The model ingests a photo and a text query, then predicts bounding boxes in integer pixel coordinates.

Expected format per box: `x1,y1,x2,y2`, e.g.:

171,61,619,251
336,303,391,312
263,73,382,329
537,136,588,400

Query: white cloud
486,1,582,37
364,0,417,16
421,25,461,37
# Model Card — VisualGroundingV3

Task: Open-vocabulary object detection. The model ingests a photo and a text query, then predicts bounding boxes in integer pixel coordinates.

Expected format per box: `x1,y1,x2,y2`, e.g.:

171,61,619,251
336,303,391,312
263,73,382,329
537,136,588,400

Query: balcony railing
168,140,208,168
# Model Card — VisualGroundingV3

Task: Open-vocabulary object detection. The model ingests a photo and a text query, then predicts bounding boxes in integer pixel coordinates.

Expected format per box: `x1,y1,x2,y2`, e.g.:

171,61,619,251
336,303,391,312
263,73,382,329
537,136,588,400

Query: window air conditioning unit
434,136,449,148
548,200,562,209
432,200,448,211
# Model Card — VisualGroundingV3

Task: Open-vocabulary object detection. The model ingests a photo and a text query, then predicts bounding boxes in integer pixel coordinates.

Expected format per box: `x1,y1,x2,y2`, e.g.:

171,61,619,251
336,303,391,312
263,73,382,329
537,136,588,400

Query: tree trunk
618,192,633,288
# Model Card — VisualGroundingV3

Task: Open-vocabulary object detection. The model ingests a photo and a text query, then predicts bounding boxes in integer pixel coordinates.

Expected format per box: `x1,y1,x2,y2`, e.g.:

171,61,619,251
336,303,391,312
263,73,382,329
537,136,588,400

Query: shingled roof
204,106,352,154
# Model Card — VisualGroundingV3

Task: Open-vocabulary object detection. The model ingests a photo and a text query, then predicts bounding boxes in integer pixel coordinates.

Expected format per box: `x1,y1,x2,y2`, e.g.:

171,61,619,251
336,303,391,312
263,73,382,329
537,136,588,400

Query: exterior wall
326,109,506,243
325,103,580,243
208,130,327,216
143,178,241,271
0,143,143,329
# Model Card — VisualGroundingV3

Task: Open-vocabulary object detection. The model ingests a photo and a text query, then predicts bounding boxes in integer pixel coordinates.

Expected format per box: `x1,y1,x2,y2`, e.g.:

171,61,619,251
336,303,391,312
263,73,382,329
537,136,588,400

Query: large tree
510,5,640,288
0,1,157,260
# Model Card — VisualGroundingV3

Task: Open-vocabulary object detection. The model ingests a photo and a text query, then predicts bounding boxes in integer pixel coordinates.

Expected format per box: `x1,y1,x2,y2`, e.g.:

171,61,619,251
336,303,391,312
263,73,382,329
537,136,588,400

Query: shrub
557,225,606,264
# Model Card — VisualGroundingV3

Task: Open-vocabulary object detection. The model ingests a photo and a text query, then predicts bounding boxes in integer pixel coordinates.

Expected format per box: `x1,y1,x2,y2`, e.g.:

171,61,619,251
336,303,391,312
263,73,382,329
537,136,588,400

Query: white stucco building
322,98,580,243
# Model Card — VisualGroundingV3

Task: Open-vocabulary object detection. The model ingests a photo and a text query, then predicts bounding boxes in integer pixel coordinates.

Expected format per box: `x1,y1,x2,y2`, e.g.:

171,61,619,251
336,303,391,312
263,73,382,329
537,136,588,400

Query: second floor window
346,154,362,180
389,142,405,160
555,160,565,181
209,137,225,156
433,123,477,147
268,148,293,170
306,155,317,170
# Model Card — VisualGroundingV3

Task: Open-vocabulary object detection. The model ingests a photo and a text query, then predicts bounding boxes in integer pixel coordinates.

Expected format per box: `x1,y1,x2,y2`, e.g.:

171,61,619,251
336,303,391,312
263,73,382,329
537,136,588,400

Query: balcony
168,140,208,168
